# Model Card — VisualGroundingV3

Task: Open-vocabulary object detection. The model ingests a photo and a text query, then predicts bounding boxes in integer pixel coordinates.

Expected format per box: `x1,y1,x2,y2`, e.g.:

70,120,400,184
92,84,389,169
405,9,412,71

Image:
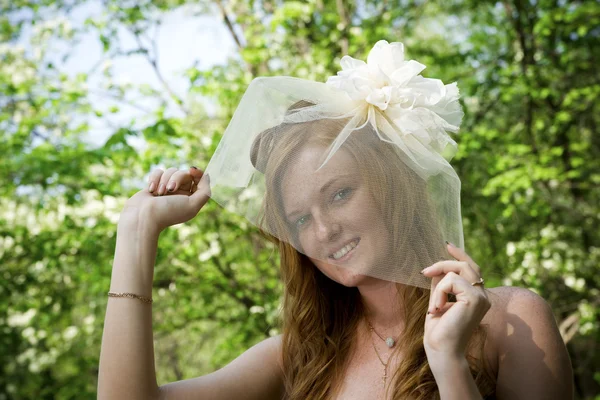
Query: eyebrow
285,174,354,221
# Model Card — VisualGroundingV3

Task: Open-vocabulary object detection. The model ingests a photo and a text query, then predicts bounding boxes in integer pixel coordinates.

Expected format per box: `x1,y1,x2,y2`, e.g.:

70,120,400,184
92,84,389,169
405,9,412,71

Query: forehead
280,144,358,210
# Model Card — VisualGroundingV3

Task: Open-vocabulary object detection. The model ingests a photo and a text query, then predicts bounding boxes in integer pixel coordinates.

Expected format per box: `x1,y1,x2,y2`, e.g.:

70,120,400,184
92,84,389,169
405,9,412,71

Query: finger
427,263,487,301
423,260,479,278
430,272,489,316
189,173,211,211
157,167,178,195
446,243,481,276
430,288,449,315
424,259,479,313
148,169,164,194
189,166,204,179
430,272,469,314
422,260,480,285
189,166,204,194
166,170,194,193
428,274,443,314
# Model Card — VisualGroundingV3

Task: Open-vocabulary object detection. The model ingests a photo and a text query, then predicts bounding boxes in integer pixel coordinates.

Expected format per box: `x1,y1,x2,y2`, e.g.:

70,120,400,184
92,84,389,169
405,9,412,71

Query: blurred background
1,0,598,399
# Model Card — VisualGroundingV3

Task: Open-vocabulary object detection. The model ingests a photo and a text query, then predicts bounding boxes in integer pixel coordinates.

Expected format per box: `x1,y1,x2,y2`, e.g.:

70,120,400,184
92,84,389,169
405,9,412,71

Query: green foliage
0,0,598,399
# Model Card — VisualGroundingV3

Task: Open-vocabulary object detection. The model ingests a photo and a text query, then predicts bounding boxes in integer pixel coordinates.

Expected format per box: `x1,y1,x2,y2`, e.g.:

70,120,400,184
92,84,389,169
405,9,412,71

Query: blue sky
18,2,237,147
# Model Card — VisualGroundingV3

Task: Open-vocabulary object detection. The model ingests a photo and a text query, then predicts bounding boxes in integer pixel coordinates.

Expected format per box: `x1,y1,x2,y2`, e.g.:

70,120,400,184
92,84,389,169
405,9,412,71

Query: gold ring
471,277,485,287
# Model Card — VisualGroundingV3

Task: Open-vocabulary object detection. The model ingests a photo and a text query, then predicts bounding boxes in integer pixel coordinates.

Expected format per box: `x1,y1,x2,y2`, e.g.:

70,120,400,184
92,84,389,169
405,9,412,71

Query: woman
98,41,574,399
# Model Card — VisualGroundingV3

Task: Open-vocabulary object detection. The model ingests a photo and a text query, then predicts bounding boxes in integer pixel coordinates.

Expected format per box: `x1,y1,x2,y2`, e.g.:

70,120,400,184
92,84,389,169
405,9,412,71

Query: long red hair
252,110,497,399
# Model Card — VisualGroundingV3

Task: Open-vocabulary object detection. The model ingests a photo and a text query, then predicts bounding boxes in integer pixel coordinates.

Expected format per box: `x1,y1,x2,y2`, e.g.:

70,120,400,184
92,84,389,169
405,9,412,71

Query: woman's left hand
422,242,491,362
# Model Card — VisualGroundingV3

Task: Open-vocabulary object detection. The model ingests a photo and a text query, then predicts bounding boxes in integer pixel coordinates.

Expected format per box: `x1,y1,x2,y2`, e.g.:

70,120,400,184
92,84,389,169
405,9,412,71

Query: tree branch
559,312,579,344
213,0,262,76
128,26,190,115
504,0,539,154
214,0,244,50
88,88,155,114
167,340,184,381
210,253,254,310
335,0,349,55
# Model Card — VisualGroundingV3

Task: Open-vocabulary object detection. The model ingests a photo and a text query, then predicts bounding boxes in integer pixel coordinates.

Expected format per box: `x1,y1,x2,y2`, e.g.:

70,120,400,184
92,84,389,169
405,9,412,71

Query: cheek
310,258,336,278
297,228,325,258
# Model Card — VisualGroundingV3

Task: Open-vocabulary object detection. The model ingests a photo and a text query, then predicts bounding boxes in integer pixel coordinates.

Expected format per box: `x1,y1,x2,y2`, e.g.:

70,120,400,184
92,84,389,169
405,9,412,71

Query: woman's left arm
422,243,574,400
492,287,574,400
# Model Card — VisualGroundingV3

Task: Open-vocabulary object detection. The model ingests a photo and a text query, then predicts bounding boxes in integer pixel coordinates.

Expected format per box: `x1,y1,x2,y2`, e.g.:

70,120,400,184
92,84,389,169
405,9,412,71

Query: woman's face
280,143,392,287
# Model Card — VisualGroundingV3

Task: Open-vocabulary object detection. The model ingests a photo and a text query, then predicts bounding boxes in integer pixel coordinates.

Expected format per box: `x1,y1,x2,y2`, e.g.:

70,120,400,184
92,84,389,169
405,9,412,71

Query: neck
357,279,405,333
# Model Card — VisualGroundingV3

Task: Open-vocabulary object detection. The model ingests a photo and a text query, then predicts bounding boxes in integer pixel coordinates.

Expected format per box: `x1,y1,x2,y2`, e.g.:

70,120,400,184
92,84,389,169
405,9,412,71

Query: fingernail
191,166,198,170
167,181,175,192
158,184,165,195
446,241,455,247
148,182,156,193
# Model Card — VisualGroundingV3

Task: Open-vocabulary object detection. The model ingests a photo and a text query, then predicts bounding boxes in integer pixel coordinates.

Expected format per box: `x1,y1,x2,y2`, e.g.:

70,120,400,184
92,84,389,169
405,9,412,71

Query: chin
314,262,372,287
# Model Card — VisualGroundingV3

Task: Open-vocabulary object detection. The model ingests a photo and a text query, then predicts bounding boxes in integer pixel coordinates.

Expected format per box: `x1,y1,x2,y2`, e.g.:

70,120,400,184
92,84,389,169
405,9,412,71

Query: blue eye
333,188,352,201
295,215,310,228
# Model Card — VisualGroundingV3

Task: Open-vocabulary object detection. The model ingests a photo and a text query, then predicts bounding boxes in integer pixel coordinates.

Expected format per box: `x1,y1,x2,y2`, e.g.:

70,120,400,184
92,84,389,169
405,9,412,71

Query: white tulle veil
203,40,464,289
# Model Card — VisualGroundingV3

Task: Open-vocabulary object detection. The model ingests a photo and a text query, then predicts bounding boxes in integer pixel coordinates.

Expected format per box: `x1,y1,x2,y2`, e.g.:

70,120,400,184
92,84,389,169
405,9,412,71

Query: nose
313,210,341,243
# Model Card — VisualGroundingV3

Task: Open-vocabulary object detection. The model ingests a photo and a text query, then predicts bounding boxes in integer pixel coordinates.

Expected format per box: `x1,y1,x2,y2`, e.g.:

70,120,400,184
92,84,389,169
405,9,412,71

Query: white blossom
7,309,36,327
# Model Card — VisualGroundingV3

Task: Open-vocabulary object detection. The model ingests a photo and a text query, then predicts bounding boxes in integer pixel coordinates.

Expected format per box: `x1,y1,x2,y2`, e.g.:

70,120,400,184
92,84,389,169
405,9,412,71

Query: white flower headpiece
312,40,464,173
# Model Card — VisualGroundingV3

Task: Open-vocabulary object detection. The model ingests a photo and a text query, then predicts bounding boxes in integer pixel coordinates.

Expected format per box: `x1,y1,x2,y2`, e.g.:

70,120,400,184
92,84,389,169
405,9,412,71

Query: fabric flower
325,40,463,162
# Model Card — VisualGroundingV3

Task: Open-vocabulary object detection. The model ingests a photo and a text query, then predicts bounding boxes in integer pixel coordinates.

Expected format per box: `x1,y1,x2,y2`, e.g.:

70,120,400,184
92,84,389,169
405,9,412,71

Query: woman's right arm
97,212,162,399
98,167,285,400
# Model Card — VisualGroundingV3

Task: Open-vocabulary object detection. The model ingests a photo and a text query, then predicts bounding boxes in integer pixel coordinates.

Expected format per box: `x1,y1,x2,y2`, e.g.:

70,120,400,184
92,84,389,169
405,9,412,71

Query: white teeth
332,240,358,260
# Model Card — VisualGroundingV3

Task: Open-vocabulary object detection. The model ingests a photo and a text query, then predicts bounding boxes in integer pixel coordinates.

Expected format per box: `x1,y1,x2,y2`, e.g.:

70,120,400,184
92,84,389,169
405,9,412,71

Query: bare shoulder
260,334,284,370
481,286,551,353
476,286,513,377
486,285,547,308
158,334,284,400
482,286,574,400
483,286,557,345
482,285,553,324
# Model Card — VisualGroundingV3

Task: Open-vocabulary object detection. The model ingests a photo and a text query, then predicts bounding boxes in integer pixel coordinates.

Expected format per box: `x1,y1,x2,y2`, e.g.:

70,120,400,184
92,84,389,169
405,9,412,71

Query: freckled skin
281,144,392,287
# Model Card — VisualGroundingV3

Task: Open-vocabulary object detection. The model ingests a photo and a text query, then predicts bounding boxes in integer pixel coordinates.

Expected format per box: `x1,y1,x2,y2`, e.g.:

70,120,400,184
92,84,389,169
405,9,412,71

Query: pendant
385,337,395,348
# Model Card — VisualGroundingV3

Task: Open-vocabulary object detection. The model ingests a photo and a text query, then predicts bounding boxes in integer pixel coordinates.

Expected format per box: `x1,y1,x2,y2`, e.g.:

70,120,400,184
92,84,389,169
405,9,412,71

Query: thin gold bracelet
107,292,153,304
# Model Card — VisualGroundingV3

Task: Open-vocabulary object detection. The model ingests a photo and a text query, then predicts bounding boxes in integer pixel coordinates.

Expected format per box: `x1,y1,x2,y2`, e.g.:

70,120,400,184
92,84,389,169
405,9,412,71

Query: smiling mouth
329,238,360,261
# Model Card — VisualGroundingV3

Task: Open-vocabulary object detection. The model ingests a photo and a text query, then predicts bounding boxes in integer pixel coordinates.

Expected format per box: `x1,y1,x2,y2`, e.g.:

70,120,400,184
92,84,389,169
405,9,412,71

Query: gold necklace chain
371,327,388,342
366,319,398,348
368,324,390,387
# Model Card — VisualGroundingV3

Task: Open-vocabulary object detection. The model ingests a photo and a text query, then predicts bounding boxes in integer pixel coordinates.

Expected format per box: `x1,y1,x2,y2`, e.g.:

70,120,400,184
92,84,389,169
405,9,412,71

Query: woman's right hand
120,166,210,234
